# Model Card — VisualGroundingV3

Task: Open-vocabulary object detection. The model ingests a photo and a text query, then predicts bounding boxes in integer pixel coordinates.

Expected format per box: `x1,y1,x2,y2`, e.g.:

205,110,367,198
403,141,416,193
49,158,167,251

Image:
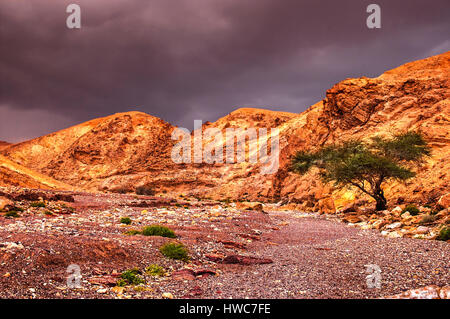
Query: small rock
172,269,196,281
386,222,402,229
414,226,429,234
112,286,125,294
162,292,174,299
391,206,403,216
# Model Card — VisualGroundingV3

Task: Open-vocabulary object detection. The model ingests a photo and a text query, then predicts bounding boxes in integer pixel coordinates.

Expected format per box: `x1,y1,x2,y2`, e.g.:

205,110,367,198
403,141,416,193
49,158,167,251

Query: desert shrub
142,225,176,238
135,185,155,196
160,242,189,261
120,217,132,225
44,211,54,216
4,211,20,218
145,264,166,277
117,268,145,286
437,227,450,241
402,204,420,216
30,201,46,208
291,131,430,211
124,229,141,235
419,215,437,225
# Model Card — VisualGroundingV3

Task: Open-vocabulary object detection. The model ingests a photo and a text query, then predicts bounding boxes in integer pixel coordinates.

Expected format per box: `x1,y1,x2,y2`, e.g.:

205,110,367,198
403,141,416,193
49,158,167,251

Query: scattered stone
385,285,449,299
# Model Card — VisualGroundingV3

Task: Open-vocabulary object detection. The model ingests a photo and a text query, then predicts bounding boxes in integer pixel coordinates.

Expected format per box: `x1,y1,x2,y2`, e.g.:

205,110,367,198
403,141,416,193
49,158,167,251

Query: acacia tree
290,131,431,211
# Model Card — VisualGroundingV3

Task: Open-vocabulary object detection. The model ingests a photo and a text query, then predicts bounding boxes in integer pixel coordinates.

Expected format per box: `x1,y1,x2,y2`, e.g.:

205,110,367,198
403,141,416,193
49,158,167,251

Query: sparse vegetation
117,268,145,286
402,204,420,216
44,211,54,216
436,226,450,241
4,211,20,218
291,131,431,211
30,201,46,208
145,264,166,277
120,217,132,225
124,229,141,235
142,225,176,238
160,242,189,261
135,185,155,196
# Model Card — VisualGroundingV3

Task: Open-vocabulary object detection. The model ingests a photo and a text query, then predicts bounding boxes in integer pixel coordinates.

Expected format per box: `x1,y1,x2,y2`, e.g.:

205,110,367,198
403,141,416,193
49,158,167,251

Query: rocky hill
1,52,449,210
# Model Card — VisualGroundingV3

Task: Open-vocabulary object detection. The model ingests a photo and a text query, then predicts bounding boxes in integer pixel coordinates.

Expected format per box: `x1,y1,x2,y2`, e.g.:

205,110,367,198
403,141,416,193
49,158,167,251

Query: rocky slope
1,52,449,211
0,155,74,190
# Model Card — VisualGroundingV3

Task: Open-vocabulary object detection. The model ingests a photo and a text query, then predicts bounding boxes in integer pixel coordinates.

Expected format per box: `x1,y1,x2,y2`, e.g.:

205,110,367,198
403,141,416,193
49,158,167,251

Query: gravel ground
0,191,448,299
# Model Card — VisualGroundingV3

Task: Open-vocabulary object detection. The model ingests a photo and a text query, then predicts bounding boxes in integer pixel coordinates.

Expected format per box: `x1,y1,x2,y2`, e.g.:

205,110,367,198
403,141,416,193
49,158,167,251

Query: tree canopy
290,131,431,211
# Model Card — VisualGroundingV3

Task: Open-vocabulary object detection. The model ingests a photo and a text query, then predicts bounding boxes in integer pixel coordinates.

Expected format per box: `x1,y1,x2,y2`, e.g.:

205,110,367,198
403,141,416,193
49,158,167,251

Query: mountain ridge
1,51,449,210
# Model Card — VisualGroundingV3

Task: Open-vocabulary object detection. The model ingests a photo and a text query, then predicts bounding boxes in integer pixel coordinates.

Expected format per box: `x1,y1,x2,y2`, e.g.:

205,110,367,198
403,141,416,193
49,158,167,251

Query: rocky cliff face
2,52,449,209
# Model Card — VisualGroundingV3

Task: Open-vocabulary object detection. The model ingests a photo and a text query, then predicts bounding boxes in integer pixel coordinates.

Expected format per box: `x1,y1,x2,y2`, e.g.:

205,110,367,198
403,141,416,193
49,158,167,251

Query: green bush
117,268,145,286
135,185,155,196
44,211,54,216
437,226,450,241
160,242,189,261
30,201,46,208
402,204,420,216
145,264,166,277
4,211,20,218
120,217,132,225
142,225,176,238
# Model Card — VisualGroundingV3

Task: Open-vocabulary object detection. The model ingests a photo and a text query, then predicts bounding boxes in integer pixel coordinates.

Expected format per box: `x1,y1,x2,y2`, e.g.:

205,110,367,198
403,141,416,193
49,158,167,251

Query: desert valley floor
0,189,448,299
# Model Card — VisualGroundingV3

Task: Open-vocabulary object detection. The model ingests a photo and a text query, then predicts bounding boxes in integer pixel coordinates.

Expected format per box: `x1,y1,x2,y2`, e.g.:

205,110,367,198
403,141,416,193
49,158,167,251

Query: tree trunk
373,188,387,211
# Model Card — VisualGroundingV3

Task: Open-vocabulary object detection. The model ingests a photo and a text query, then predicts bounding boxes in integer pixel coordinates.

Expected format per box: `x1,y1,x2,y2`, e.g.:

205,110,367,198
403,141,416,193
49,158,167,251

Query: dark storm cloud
0,0,449,142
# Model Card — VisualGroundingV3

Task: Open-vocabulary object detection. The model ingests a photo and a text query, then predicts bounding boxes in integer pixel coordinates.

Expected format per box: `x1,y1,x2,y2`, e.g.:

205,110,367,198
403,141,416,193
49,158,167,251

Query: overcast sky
1,0,449,142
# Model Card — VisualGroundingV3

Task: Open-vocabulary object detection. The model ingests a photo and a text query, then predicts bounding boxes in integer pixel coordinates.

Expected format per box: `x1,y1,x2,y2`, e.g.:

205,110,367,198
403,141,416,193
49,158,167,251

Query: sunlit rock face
1,52,449,208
